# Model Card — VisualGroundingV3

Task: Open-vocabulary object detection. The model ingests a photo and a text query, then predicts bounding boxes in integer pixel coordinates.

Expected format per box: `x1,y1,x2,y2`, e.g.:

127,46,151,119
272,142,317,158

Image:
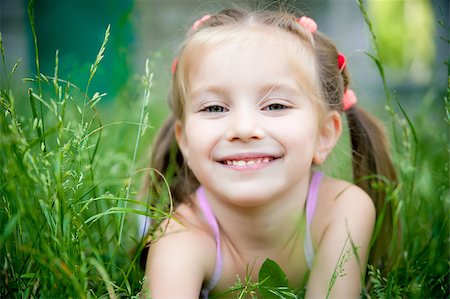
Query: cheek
267,115,319,142
183,119,215,156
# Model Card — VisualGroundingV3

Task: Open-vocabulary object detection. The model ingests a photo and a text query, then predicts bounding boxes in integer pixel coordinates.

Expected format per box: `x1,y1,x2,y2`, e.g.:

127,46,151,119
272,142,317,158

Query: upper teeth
225,158,272,166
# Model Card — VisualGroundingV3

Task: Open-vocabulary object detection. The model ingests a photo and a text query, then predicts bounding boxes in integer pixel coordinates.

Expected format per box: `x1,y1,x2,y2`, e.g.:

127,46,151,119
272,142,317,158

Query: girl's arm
142,219,216,299
306,184,376,298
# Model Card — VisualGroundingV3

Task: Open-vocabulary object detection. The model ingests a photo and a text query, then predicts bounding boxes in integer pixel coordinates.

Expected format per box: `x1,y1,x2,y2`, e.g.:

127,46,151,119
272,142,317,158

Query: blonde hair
144,7,398,275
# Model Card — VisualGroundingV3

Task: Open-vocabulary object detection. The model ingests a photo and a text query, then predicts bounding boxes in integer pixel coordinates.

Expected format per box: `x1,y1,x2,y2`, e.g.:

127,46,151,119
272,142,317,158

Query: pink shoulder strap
196,187,222,298
304,171,324,269
306,171,323,226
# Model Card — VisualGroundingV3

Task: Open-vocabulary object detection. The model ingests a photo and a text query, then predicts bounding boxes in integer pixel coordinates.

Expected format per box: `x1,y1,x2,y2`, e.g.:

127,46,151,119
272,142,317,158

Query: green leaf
0,213,20,246
258,258,290,298
20,273,37,279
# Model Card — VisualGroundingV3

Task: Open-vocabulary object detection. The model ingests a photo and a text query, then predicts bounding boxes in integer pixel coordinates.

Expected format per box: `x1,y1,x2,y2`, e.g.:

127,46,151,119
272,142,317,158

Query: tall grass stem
118,59,153,244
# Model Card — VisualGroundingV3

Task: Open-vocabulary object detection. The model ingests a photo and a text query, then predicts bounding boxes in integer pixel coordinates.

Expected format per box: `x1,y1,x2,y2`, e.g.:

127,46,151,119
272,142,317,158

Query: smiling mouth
216,153,281,167
220,157,275,166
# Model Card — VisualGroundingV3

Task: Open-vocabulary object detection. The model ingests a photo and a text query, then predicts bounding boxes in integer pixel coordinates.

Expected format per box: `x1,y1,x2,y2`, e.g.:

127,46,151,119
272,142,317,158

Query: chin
211,183,284,208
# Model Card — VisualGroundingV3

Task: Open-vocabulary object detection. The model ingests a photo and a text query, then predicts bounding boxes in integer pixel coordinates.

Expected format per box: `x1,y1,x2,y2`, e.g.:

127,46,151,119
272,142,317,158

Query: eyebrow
189,86,227,100
257,83,303,99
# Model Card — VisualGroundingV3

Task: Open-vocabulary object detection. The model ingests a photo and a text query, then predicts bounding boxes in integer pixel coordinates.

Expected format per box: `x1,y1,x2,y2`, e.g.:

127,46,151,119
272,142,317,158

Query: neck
203,178,310,252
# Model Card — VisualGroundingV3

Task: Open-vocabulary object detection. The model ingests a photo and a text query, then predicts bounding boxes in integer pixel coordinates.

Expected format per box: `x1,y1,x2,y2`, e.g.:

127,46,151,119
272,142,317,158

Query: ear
313,111,342,164
174,120,189,161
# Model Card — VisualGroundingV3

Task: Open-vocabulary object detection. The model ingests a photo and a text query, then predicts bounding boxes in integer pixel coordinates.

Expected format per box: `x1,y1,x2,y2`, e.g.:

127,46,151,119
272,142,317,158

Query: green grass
0,8,159,297
1,1,449,298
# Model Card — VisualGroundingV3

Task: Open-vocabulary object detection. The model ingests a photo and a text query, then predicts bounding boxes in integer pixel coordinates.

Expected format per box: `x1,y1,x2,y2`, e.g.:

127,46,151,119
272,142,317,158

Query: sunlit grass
0,10,159,297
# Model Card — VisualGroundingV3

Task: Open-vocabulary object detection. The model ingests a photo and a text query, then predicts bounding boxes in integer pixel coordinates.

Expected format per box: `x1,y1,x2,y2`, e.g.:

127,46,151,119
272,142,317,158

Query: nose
225,109,265,142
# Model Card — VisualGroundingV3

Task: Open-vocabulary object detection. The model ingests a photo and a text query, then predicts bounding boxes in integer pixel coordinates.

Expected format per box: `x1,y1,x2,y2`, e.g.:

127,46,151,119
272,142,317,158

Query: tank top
197,171,324,298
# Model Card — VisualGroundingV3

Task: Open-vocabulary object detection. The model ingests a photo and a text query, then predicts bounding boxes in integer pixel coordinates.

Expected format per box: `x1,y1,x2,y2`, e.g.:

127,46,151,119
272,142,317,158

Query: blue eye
202,105,228,113
264,103,288,111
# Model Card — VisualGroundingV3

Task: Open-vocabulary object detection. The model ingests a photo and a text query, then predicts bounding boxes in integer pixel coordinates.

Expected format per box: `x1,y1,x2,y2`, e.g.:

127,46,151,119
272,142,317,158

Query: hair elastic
337,52,357,110
192,15,211,30
343,89,357,111
171,15,212,74
297,16,318,33
338,53,346,72
171,57,179,75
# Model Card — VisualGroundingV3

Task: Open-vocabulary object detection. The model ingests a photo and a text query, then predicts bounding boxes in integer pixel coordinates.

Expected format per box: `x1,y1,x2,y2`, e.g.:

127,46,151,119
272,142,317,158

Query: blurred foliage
31,0,135,99
368,0,435,83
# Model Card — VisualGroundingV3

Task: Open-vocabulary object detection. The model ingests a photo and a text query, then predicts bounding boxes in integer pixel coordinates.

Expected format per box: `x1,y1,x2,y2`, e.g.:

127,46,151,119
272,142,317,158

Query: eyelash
201,105,228,113
263,103,289,111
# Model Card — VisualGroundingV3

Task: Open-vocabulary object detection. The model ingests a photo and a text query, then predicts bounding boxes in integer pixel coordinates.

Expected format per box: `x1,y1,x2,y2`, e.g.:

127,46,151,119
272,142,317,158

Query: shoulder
306,176,376,297
143,202,217,298
318,176,375,221
312,175,376,248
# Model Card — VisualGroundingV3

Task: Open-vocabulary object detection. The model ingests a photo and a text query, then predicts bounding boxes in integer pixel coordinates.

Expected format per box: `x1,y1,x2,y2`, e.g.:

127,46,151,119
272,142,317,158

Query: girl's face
175,31,340,206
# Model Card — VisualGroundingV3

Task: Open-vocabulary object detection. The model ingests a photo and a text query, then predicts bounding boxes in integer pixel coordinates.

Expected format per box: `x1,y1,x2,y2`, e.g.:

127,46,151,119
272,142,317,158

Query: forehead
183,26,319,93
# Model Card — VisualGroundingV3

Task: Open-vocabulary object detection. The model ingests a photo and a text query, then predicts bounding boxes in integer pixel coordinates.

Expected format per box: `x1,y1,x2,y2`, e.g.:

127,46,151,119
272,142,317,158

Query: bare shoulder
312,176,376,245
143,202,217,298
306,176,376,298
319,176,375,218
152,202,213,239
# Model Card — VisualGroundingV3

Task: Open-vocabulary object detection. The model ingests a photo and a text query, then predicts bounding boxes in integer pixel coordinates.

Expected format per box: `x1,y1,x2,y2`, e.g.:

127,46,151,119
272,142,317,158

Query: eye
263,103,289,111
202,105,228,113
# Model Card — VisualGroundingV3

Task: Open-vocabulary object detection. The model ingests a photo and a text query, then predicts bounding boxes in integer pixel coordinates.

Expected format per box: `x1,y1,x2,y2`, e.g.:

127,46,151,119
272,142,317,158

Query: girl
141,7,397,299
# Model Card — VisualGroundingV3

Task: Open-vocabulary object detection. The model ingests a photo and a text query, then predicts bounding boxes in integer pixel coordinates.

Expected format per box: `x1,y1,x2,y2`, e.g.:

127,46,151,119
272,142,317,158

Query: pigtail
138,113,198,269
142,114,198,207
346,106,397,193
313,29,399,274
345,105,398,272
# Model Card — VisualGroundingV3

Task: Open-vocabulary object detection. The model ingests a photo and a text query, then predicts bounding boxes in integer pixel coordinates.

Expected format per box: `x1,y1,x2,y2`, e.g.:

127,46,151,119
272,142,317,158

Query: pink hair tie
171,57,179,75
192,14,211,30
172,14,211,75
343,89,357,111
297,16,317,33
338,52,346,72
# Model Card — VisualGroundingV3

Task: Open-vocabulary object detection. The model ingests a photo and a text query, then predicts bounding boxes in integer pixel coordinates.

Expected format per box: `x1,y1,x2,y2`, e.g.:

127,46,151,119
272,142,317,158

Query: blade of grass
27,0,46,151
28,88,46,150
326,234,352,299
89,258,117,299
76,25,110,241
118,59,153,244
0,33,8,91
357,0,399,150
81,24,110,127
393,90,418,200
9,57,22,81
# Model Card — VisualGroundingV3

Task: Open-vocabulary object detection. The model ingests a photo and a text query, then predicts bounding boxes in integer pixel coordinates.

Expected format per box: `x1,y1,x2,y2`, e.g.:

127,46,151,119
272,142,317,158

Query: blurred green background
1,0,448,114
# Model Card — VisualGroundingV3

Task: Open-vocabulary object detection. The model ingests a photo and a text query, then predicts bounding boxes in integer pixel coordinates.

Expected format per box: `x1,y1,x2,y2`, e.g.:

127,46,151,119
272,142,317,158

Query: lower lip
218,159,278,172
